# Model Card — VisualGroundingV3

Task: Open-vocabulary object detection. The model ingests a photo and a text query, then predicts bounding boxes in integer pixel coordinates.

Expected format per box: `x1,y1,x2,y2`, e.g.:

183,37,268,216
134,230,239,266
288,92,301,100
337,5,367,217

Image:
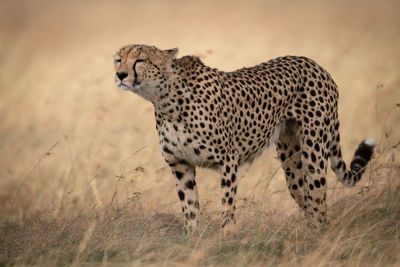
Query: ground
0,0,399,266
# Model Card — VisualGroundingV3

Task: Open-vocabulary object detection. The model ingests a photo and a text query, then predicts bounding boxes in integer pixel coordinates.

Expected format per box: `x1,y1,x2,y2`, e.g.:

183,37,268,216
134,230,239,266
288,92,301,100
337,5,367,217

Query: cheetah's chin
116,82,133,91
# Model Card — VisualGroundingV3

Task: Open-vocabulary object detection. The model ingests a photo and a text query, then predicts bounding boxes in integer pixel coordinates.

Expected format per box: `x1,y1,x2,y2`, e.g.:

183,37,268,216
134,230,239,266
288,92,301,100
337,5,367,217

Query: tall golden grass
0,0,399,265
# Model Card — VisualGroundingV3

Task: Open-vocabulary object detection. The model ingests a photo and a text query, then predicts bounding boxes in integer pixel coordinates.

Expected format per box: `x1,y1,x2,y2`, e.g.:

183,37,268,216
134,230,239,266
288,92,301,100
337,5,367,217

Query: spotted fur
114,44,375,232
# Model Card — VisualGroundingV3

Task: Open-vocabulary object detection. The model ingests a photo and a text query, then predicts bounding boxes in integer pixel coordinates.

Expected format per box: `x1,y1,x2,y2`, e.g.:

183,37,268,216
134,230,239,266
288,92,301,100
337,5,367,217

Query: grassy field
1,0,400,265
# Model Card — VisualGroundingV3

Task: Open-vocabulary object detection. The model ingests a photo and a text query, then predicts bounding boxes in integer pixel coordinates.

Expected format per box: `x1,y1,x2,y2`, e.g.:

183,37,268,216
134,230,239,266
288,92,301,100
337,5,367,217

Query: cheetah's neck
153,56,221,121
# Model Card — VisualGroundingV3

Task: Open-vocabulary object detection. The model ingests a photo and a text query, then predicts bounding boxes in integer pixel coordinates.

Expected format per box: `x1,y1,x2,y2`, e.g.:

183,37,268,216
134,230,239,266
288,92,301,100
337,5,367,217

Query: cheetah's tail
330,138,375,187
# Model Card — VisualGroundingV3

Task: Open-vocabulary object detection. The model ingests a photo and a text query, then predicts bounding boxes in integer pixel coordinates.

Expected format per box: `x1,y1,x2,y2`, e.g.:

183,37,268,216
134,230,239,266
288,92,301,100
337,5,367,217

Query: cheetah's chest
158,121,215,167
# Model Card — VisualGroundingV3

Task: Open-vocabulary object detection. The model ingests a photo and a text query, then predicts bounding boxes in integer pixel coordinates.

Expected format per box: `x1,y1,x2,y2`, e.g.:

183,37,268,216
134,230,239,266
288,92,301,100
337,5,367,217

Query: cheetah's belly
236,122,283,165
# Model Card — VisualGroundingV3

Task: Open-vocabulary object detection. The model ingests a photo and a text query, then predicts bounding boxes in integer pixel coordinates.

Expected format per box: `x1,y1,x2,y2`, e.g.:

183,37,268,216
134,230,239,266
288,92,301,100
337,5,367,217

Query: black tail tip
355,138,376,162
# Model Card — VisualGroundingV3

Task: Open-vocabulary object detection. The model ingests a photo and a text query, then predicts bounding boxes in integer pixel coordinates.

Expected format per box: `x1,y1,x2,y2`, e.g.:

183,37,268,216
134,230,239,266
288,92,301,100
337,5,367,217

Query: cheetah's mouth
116,81,132,91
116,80,144,93
133,78,141,87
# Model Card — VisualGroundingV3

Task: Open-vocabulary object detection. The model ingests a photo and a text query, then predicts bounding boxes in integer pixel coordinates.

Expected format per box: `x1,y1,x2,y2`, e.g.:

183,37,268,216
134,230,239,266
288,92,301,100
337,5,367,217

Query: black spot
314,143,320,152
185,180,195,190
321,177,326,186
308,164,315,173
231,173,236,183
221,179,226,187
297,162,302,169
228,197,233,205
311,153,317,163
163,146,173,154
175,171,183,180
336,161,343,169
178,190,185,201
319,160,325,169
306,139,313,147
314,180,321,188
226,166,231,173
193,148,200,155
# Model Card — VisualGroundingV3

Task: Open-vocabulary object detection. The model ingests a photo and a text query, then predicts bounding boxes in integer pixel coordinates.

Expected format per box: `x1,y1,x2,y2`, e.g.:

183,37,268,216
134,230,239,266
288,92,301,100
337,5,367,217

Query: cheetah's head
114,44,178,102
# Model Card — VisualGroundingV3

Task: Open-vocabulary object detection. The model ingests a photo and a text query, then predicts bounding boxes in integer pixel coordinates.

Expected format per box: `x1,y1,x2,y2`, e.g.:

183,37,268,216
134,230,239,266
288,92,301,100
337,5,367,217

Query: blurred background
0,0,399,223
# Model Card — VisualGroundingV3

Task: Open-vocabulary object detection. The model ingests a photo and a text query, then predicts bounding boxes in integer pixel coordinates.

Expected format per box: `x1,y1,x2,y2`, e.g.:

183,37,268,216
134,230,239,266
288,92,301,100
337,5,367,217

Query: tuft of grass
1,158,399,266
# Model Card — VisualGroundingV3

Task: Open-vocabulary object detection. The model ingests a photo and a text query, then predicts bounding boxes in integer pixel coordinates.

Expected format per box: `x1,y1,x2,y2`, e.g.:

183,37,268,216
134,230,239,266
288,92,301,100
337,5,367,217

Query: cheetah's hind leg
276,119,310,215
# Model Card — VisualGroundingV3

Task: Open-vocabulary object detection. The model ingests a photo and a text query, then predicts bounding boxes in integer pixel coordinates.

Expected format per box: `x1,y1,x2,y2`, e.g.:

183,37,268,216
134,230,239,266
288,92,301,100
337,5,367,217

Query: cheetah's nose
116,72,128,81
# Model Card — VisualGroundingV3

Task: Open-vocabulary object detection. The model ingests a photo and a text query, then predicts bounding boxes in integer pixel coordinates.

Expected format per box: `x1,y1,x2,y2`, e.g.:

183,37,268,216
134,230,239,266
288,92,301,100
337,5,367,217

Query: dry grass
1,0,400,266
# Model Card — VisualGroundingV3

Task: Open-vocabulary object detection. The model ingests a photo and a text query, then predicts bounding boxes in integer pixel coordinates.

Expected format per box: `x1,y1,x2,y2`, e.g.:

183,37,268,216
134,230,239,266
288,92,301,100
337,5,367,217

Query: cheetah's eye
115,58,121,63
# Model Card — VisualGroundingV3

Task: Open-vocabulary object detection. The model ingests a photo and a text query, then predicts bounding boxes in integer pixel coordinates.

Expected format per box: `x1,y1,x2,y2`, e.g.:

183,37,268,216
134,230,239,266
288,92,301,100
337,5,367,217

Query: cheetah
114,44,375,232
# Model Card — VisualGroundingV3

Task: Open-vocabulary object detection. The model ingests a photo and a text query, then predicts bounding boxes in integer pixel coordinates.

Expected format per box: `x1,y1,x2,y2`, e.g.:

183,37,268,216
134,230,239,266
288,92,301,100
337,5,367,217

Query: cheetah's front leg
169,161,199,234
220,154,239,229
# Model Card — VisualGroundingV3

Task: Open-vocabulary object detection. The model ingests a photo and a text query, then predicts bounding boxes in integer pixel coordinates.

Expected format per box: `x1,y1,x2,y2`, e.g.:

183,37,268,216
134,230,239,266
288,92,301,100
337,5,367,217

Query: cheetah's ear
165,48,178,58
